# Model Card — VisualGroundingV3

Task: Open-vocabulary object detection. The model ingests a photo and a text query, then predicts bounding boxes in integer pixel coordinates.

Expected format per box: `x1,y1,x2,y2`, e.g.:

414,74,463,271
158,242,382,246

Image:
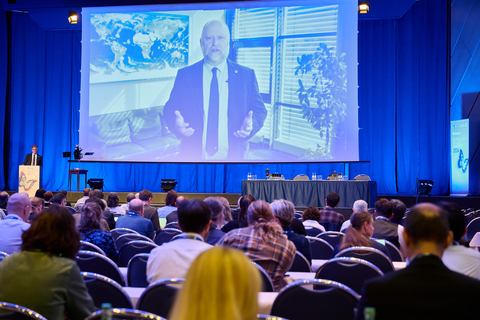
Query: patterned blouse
80,229,119,263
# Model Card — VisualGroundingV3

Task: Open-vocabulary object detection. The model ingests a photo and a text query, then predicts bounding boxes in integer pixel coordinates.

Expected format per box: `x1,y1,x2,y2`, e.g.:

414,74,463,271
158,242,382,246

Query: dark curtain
0,8,7,190
4,0,449,195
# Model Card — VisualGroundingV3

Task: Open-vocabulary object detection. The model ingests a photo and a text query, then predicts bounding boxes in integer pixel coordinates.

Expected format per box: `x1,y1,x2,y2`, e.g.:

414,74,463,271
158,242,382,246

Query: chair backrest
127,253,150,288
334,246,394,274
320,221,341,232
154,228,182,246
0,302,47,320
86,308,166,320
76,250,125,286
118,240,157,267
164,222,180,230
111,228,140,241
257,315,288,320
80,240,106,256
316,231,345,248
315,257,384,295
305,227,323,237
381,239,404,262
81,272,134,309
116,233,154,251
251,261,275,292
289,251,312,272
467,217,480,241
271,279,360,320
0,251,9,264
136,278,185,318
306,236,334,260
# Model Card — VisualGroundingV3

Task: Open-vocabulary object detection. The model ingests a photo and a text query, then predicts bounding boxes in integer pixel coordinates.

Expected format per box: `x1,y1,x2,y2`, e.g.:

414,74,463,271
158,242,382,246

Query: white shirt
202,61,229,160
146,233,212,283
302,220,326,233
74,196,89,207
0,214,30,254
443,244,480,280
340,219,351,233
157,205,177,218
108,206,126,215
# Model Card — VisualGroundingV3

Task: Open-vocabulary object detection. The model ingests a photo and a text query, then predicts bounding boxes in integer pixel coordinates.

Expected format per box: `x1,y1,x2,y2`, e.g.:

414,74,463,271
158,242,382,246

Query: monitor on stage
80,0,358,163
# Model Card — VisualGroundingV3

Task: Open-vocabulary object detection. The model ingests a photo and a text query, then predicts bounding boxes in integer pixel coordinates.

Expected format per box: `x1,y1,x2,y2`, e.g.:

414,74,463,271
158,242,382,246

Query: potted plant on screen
295,43,347,160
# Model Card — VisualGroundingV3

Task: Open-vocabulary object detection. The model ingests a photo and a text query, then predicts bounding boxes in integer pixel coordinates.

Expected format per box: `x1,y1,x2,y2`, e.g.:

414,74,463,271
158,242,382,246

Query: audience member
79,202,119,262
158,190,178,218
203,196,226,245
0,193,31,254
107,192,126,215
302,206,326,233
0,205,95,320
51,193,66,206
82,197,112,231
60,190,72,207
116,199,155,239
0,191,9,209
332,211,390,258
271,199,312,264
139,189,161,232
217,196,233,222
221,194,254,232
230,196,242,221
355,203,480,320
44,191,53,207
90,191,115,230
34,188,46,199
74,188,91,211
372,198,406,257
147,199,212,282
169,247,260,320
390,199,407,224
440,202,480,280
319,192,345,230
166,196,186,224
120,192,136,212
218,200,296,291
29,196,44,221
341,199,368,232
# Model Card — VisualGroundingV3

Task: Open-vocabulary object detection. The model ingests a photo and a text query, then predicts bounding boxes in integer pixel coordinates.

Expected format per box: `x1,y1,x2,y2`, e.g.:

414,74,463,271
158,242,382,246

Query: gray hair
353,200,368,212
204,197,225,223
270,199,295,226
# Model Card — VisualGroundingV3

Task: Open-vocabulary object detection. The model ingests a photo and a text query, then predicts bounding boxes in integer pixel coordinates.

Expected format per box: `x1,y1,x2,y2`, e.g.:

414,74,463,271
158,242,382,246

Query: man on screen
22,145,42,166
163,20,267,161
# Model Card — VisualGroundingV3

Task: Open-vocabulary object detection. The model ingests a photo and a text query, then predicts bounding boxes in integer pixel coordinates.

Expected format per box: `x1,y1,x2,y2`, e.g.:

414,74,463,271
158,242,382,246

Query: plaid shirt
319,207,345,227
218,226,296,291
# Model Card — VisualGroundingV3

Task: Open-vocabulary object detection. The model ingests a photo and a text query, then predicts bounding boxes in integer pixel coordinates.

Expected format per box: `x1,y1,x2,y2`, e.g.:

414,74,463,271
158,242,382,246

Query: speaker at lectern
18,165,41,198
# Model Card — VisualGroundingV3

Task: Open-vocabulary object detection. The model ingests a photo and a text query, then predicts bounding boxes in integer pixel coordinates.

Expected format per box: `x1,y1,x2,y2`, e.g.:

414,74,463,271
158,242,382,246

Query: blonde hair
169,247,260,320
340,211,373,251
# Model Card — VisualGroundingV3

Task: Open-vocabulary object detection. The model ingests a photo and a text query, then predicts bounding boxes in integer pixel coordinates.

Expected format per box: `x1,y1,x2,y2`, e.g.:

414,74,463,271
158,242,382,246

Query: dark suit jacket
23,153,42,166
164,59,267,160
372,218,400,249
283,226,311,264
355,255,480,320
143,205,160,232
166,210,178,224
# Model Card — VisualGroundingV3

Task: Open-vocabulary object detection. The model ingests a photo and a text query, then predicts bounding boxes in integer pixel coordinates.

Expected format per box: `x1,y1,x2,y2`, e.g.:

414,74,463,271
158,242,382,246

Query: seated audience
74,188,91,211
29,196,44,221
107,192,126,215
91,189,107,206
169,247,260,320
355,203,480,320
157,190,178,218
218,200,296,291
79,202,119,262
34,188,45,199
90,191,115,230
332,211,390,258
221,194,254,233
0,193,31,254
302,206,326,233
60,190,72,207
372,198,406,257
217,196,233,223
116,199,155,239
120,192,135,212
166,196,186,224
319,192,345,230
147,199,212,282
43,191,53,207
440,202,480,280
0,205,95,320
0,191,9,209
203,197,226,245
271,199,312,264
341,199,368,232
139,189,161,232
390,199,407,224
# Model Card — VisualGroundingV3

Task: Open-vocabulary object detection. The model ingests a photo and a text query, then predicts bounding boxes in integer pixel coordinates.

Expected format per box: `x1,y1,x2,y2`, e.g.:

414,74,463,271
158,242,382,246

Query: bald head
200,20,230,66
6,193,31,221
129,199,144,216
176,196,186,207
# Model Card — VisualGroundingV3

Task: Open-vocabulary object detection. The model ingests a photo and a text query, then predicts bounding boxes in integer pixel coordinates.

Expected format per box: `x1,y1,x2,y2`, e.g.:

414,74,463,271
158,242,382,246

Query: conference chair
118,240,157,268
136,278,185,318
316,231,345,248
154,228,182,246
76,250,125,286
111,228,140,241
270,279,360,320
257,315,288,320
0,301,47,320
334,246,394,274
467,217,480,241
315,257,384,295
116,233,155,251
80,240,106,256
251,261,275,292
306,236,334,259
320,221,341,232
0,251,8,264
288,251,312,272
164,222,180,230
294,211,303,220
381,239,404,262
127,253,150,288
305,226,324,237
86,308,166,320
81,272,134,309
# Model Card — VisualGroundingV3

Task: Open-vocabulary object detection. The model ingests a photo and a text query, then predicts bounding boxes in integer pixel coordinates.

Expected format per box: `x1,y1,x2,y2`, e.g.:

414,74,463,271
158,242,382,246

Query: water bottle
312,172,316,180
364,307,376,320
247,172,251,180
101,303,112,320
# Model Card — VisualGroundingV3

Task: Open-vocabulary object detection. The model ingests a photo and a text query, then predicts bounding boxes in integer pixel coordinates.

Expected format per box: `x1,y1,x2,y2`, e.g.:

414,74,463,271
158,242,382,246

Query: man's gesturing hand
234,111,254,138
175,110,195,137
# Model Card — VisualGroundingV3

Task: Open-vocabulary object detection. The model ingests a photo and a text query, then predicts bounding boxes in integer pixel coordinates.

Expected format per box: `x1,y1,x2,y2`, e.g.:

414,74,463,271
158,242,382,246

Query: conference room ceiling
0,0,419,30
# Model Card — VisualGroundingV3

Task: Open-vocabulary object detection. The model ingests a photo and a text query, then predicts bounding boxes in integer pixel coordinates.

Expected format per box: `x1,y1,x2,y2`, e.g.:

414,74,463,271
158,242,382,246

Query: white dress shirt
157,205,177,218
0,214,30,254
302,220,326,233
442,244,480,280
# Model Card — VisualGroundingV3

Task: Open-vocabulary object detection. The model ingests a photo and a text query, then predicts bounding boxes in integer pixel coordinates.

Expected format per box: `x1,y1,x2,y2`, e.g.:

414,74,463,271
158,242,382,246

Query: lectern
18,165,40,197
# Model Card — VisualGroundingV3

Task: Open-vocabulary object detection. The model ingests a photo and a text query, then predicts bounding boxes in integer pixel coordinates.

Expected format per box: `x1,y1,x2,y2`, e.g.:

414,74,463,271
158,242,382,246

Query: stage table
242,179,377,207
69,169,88,192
